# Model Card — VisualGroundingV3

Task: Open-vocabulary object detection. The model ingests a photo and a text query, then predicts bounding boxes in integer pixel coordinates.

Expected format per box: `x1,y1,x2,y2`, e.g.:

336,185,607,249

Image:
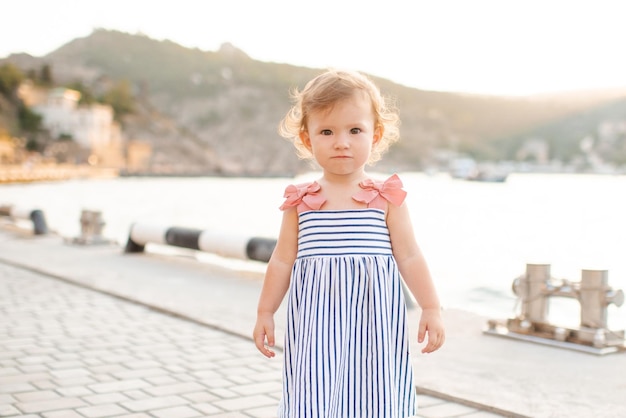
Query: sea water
2,171,625,329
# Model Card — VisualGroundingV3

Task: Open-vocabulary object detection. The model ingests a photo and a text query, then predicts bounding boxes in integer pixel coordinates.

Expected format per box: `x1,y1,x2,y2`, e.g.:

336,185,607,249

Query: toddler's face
300,93,381,177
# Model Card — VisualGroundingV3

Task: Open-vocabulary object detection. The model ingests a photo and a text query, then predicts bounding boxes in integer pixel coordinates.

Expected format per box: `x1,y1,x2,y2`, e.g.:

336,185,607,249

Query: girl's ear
373,124,384,145
299,130,312,150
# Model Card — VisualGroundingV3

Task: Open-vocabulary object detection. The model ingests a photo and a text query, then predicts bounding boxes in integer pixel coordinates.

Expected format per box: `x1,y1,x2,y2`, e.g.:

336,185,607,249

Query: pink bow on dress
353,174,407,210
279,182,327,212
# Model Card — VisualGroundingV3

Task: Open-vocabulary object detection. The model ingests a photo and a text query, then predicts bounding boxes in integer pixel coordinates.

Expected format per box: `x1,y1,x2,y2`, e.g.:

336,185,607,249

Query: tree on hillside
17,101,44,152
66,81,96,104
17,103,42,133
40,64,53,86
0,64,24,97
101,80,135,120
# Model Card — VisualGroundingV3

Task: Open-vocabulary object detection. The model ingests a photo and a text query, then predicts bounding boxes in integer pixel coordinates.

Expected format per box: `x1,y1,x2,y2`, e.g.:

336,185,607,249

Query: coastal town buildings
17,82,125,168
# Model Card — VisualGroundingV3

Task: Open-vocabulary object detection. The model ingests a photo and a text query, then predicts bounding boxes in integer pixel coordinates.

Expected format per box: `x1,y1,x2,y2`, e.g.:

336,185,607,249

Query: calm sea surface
2,172,625,329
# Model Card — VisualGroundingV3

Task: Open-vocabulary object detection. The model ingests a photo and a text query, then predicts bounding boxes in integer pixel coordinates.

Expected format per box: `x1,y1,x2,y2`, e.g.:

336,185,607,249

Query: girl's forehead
309,93,373,120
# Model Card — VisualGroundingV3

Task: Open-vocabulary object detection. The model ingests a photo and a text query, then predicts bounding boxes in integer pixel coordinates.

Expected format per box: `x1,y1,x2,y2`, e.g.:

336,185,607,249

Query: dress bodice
296,209,392,259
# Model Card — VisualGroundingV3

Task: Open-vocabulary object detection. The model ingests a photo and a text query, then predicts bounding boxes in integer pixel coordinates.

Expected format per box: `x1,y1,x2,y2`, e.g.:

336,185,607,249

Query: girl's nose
333,133,350,149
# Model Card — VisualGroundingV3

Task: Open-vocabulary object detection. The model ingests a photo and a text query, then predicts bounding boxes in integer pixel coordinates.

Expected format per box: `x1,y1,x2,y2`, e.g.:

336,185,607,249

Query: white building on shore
19,83,124,168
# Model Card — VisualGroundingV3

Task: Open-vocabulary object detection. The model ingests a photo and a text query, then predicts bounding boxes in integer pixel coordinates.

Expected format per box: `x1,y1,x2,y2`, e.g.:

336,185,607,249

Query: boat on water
448,157,510,182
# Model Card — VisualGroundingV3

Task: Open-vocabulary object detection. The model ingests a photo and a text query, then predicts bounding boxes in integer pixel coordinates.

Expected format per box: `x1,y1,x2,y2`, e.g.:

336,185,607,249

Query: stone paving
0,262,507,417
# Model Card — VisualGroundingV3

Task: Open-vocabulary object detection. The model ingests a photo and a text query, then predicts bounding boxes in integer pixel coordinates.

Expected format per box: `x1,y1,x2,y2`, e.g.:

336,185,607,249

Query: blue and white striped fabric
279,209,416,418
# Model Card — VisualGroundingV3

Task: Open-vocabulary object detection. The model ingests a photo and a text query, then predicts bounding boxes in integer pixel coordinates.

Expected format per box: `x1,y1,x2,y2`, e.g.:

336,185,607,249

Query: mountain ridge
3,29,626,175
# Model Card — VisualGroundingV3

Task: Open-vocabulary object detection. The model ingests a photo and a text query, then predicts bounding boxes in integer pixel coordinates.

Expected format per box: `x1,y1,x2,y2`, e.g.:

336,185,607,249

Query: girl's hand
418,308,445,353
253,313,276,358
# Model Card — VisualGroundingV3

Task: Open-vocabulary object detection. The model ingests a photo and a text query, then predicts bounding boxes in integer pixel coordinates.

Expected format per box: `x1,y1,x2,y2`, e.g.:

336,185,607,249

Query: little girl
253,69,445,417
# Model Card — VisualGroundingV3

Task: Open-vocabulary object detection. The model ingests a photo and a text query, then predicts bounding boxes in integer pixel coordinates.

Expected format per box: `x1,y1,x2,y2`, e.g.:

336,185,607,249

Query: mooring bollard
69,209,114,245
124,222,277,263
0,204,48,235
485,263,625,355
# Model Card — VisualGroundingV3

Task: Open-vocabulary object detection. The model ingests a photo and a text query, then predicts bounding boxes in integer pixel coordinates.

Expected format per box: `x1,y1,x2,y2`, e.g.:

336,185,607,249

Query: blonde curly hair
279,69,400,164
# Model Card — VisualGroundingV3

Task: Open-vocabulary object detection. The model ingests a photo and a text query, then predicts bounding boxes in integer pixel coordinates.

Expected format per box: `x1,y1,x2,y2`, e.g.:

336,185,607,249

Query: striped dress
278,176,416,418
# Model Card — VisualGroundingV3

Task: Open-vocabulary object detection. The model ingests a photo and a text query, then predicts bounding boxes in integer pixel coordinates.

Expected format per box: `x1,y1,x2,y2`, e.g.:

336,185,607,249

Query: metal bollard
0,204,48,235
80,210,105,241
486,263,625,355
512,263,551,324
70,210,113,245
579,269,624,329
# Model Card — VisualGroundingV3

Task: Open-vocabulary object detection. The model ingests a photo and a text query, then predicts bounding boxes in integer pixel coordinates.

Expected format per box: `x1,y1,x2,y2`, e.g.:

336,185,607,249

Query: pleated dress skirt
278,209,416,418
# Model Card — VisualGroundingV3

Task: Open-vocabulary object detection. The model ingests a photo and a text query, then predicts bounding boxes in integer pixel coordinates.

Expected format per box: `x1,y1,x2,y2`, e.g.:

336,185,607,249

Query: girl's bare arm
387,202,445,353
253,208,299,357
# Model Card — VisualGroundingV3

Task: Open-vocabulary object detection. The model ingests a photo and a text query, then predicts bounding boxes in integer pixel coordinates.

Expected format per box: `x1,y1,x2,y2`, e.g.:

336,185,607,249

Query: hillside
3,29,626,175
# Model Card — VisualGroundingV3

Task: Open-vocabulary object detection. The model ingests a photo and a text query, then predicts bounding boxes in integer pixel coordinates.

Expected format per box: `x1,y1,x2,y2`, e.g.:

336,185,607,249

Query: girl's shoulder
353,173,407,210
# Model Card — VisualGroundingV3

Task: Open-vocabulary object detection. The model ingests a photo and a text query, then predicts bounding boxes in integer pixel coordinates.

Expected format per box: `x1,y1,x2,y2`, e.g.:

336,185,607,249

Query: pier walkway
1,225,624,417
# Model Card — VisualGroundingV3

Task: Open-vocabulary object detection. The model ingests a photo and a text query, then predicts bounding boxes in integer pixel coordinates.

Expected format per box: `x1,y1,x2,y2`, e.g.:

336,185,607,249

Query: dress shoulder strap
353,174,407,210
279,181,326,212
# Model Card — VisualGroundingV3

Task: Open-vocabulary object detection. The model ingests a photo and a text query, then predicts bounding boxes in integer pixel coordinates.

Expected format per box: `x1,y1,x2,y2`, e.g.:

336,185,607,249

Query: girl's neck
319,170,368,186
316,171,370,211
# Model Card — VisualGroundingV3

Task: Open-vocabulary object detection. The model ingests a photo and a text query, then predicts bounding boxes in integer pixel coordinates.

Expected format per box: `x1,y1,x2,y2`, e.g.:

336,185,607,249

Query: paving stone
143,382,206,397
52,353,81,361
208,388,239,399
53,376,97,388
0,372,52,384
81,392,130,405
76,403,131,418
88,379,150,394
48,360,86,370
232,382,282,396
18,365,51,374
213,395,276,411
197,377,233,389
49,368,90,379
151,405,203,418
12,390,60,402
182,391,220,403
15,397,87,414
42,410,84,418
246,405,281,418
111,367,169,380
145,376,180,385
122,390,151,400
464,411,511,417
189,402,223,414
0,404,21,416
31,380,56,390
228,374,253,384
122,360,161,370
0,394,16,404
121,395,188,412
0,383,36,393
56,385,94,397
0,368,20,376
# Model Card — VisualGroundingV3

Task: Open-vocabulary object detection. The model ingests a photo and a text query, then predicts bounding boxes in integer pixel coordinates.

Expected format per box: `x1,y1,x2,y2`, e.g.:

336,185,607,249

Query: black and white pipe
0,205,48,235
124,222,277,263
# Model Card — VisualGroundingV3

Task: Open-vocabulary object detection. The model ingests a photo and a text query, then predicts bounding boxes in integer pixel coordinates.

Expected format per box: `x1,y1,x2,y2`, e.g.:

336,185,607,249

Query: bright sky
2,0,625,96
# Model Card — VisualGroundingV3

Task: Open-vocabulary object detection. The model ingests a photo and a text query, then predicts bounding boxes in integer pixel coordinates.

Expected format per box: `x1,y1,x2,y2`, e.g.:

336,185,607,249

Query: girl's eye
350,128,362,134
321,129,332,136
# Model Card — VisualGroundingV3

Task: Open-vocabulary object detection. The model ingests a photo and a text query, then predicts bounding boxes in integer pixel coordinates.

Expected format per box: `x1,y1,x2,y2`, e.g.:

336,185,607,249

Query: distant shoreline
0,164,118,184
0,164,299,184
